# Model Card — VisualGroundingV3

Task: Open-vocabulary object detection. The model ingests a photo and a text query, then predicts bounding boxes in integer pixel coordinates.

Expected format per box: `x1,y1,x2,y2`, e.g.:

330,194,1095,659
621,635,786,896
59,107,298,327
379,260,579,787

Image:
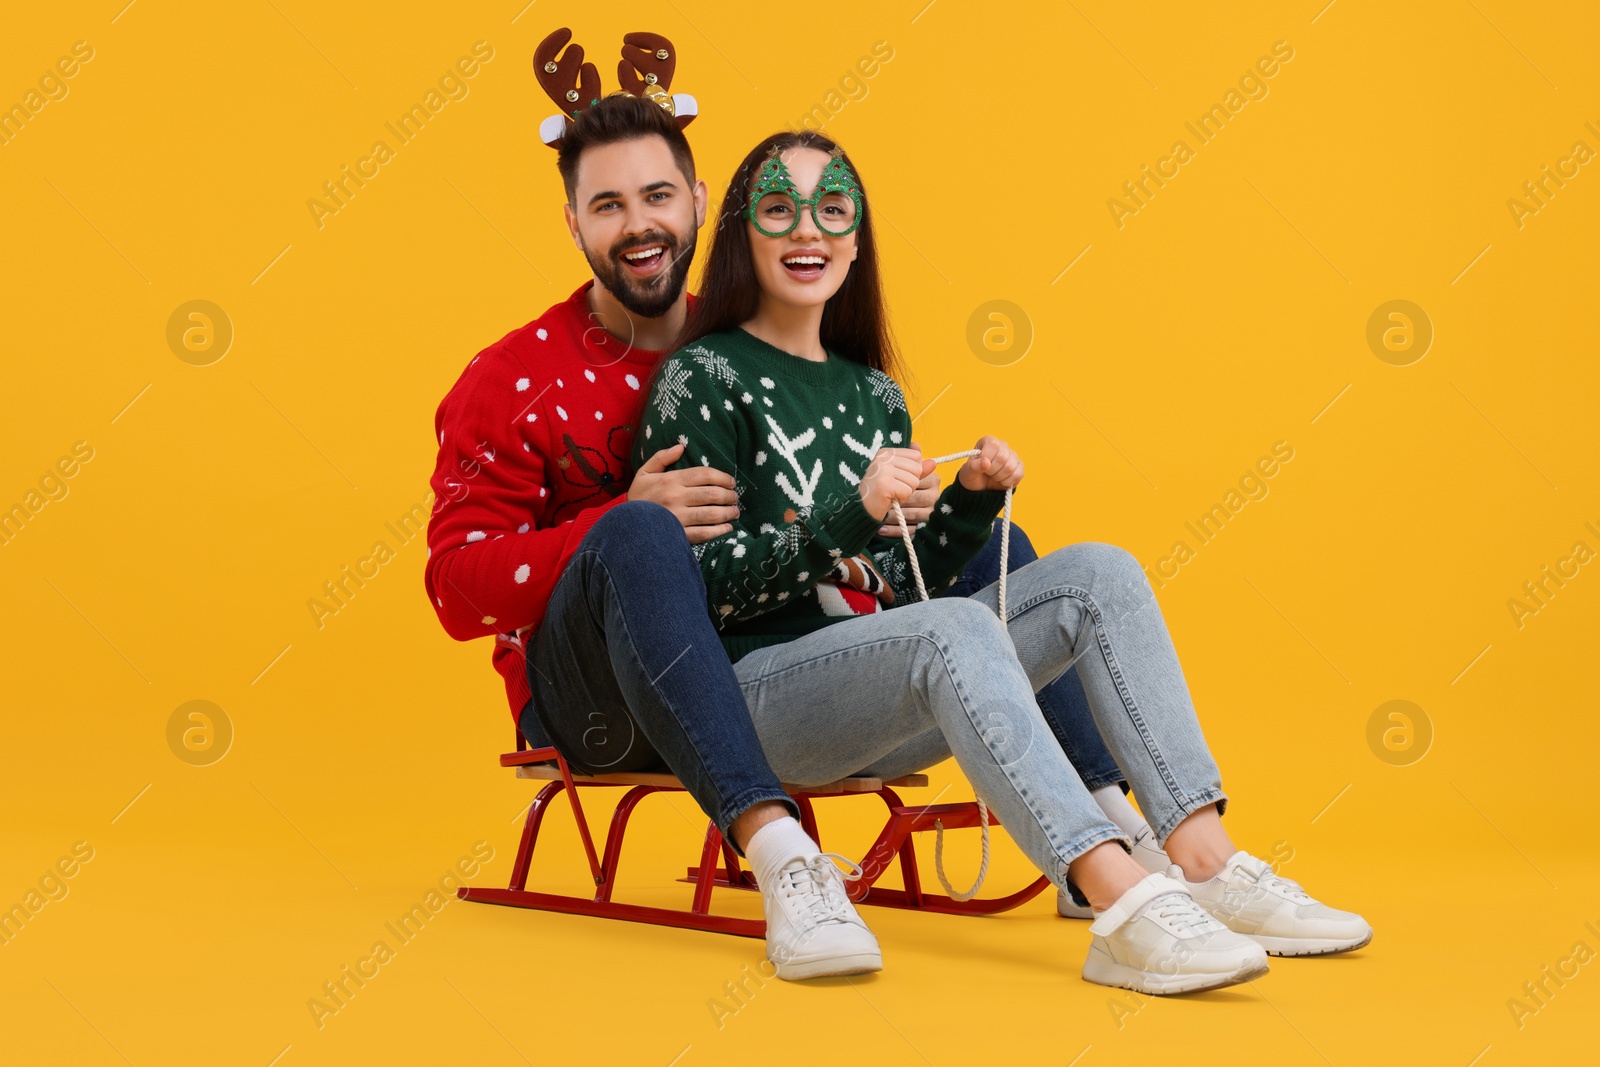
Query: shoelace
1220,863,1315,913
1150,894,1224,934
892,448,1015,903
781,853,866,924
1255,868,1315,905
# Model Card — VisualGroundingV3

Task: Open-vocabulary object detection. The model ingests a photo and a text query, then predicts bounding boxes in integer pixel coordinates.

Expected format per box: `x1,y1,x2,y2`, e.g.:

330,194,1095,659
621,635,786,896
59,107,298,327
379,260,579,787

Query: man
425,92,901,979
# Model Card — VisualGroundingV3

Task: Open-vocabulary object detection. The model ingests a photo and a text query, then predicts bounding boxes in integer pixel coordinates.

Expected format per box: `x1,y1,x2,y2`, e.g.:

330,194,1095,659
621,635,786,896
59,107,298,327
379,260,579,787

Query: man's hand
957,435,1024,492
877,439,938,538
628,443,740,544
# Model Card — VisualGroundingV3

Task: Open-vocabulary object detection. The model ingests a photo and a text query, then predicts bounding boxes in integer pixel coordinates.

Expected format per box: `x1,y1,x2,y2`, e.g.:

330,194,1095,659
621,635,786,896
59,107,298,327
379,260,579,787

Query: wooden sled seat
510,758,929,795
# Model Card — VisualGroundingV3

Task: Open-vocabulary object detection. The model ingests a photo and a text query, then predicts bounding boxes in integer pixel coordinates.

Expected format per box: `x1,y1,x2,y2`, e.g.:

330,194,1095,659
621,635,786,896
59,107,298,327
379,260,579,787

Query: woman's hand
876,438,939,537
957,435,1024,492
859,446,935,521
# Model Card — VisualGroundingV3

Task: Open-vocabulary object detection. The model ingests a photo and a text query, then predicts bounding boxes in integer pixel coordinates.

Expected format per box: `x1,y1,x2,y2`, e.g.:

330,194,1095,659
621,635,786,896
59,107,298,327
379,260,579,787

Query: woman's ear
849,237,859,262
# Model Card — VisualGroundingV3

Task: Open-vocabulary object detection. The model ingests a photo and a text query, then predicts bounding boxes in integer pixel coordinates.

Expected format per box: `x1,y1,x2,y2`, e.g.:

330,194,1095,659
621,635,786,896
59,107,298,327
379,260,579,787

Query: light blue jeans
729,542,1228,891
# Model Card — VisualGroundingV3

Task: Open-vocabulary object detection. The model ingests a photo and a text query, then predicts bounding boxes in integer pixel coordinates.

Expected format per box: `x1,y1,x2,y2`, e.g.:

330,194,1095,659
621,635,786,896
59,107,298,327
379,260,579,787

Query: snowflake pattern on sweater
650,360,695,423
866,367,908,415
689,346,741,388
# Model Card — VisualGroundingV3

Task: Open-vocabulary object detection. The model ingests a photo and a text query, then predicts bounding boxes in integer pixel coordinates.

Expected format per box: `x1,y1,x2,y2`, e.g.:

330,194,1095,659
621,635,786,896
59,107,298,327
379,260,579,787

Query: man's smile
618,242,670,279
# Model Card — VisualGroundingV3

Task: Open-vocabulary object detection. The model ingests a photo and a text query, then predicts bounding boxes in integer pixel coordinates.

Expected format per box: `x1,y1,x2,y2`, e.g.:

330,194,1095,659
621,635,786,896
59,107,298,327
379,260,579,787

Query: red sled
457,727,1052,936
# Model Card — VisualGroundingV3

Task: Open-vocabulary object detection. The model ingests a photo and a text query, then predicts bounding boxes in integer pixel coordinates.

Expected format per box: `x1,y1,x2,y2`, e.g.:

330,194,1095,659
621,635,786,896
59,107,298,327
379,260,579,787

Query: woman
637,130,1371,994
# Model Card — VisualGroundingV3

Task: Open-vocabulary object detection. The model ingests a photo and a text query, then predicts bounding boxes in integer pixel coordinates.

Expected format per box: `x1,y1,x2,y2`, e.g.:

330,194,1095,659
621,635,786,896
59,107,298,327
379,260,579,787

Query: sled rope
889,448,1014,902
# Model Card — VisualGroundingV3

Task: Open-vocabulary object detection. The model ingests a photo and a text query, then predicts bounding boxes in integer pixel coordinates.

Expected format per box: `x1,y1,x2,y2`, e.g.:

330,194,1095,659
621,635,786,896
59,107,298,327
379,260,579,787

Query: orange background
2,1,1597,1063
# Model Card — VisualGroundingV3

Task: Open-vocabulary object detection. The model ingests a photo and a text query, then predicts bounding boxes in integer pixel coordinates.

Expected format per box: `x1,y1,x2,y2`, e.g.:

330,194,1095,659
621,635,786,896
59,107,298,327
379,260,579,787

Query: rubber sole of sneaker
1252,930,1374,957
770,951,883,981
1082,950,1270,995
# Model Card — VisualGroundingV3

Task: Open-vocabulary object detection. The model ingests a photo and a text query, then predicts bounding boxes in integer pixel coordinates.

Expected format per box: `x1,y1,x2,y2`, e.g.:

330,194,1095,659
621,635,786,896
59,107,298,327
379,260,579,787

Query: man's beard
585,227,697,320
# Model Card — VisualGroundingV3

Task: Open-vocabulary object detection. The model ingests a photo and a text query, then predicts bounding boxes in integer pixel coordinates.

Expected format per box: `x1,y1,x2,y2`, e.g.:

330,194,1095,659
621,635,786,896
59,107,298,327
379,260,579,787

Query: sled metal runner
457,731,1051,936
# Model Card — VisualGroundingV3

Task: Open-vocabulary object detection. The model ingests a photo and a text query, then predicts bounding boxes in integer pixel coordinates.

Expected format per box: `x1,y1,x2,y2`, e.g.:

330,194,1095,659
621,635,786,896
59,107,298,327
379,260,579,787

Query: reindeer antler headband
533,27,699,148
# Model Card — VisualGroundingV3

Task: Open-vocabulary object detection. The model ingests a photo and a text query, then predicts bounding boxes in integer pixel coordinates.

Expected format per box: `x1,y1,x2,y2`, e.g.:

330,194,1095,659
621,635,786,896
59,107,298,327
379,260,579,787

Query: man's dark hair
555,95,696,204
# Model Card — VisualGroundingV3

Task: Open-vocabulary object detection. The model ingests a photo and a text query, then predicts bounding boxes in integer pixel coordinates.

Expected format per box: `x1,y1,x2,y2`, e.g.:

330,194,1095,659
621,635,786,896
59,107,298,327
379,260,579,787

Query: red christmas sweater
424,281,695,723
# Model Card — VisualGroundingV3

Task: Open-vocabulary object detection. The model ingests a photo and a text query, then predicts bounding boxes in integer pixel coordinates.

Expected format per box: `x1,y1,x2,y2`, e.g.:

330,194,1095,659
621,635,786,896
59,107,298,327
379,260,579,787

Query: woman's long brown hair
673,130,903,384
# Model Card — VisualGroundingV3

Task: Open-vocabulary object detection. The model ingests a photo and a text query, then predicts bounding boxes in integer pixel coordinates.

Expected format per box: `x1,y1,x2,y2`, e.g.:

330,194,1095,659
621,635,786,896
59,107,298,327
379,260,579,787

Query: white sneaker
763,852,883,980
1081,873,1269,994
1171,851,1373,957
1058,824,1170,919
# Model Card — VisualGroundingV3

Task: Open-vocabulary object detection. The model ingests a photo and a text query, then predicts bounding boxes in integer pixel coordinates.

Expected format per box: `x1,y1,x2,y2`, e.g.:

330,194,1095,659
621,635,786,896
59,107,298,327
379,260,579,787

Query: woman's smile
779,246,830,282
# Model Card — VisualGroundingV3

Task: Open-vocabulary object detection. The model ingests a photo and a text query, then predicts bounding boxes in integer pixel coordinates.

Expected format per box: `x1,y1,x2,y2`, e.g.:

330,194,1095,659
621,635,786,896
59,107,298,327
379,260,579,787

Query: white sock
744,816,821,889
1092,785,1151,841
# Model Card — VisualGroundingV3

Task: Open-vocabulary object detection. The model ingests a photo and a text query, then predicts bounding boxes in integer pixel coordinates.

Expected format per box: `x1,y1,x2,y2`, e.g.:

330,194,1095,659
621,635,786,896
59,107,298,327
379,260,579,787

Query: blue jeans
519,501,800,849
729,541,1228,889
941,521,1126,793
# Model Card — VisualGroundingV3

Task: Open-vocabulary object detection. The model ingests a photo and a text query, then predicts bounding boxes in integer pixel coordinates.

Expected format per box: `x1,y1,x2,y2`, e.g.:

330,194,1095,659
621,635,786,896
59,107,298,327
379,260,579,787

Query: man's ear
693,178,709,229
563,202,583,249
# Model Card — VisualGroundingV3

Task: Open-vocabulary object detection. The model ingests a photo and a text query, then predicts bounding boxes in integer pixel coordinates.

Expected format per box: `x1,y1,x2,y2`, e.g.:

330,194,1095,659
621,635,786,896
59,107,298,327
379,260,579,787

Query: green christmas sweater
634,326,1010,663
